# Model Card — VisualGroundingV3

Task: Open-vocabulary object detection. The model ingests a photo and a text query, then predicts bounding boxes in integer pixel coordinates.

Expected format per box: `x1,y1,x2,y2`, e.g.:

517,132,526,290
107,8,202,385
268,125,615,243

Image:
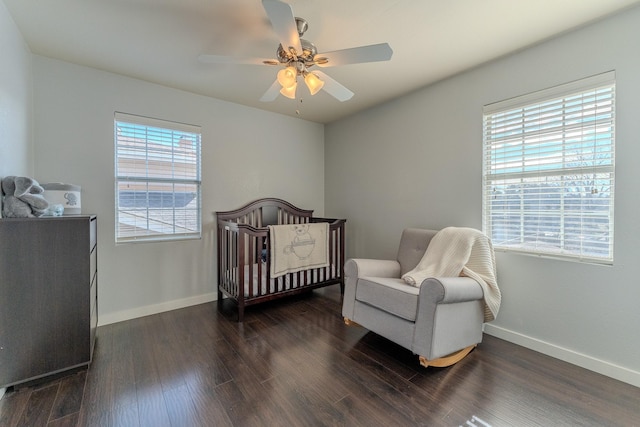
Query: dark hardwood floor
1,285,639,427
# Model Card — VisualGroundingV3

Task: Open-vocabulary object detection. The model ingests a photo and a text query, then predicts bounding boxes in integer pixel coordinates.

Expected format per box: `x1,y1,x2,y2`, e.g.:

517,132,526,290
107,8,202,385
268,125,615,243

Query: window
482,72,615,263
115,112,201,243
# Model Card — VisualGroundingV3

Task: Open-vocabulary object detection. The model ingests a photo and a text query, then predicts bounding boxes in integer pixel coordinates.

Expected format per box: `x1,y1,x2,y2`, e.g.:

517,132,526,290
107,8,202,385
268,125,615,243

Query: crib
216,198,346,321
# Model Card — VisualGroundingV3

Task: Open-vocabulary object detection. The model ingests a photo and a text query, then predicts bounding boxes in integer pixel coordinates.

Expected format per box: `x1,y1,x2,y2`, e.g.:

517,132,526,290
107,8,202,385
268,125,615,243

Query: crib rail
216,197,314,227
217,201,345,321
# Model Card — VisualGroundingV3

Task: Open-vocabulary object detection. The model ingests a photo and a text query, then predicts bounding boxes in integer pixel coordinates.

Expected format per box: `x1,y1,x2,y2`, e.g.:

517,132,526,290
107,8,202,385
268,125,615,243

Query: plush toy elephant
1,176,50,218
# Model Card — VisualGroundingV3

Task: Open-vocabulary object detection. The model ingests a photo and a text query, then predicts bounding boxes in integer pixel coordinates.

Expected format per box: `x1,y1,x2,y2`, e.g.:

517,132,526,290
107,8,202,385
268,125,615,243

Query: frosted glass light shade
279,82,297,99
304,72,324,95
277,66,297,89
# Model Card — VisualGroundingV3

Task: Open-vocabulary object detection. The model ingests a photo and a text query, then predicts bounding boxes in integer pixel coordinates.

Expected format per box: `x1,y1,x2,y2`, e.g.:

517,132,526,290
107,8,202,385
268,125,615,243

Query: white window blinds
482,72,615,263
115,112,202,243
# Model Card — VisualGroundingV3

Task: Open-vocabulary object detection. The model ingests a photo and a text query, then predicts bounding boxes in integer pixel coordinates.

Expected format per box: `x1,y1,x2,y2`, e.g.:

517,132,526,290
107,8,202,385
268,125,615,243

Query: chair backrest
396,228,438,275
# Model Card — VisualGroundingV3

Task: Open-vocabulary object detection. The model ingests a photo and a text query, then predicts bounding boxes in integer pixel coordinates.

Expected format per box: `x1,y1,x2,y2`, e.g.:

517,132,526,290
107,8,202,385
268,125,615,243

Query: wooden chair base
419,344,476,368
343,317,361,327
344,317,475,368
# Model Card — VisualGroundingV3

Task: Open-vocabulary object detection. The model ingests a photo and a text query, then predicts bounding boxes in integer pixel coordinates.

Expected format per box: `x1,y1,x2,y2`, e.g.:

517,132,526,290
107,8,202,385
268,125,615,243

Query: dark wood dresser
0,215,97,388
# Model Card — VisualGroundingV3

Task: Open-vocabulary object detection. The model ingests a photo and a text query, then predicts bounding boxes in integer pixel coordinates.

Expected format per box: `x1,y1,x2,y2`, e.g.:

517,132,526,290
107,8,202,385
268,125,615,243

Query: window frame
482,72,615,264
114,112,202,244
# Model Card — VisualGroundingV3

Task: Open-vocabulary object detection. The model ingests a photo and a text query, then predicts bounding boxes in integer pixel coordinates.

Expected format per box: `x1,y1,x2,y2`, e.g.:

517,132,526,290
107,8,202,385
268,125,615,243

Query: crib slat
258,236,264,296
249,235,255,297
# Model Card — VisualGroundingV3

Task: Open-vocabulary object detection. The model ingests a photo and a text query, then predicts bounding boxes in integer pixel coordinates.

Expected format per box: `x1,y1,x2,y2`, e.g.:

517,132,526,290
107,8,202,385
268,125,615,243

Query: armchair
343,228,488,368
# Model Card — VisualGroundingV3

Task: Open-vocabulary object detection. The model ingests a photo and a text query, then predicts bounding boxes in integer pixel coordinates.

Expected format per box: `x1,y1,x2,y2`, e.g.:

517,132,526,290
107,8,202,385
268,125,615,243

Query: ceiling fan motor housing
295,17,308,36
277,38,317,65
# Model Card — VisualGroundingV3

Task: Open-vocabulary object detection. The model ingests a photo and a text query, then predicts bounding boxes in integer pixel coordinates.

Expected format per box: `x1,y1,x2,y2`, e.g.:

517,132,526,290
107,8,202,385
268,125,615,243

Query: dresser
0,215,97,388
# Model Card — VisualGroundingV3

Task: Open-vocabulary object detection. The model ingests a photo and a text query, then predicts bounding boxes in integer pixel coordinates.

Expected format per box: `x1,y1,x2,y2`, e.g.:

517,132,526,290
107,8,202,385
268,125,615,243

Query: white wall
0,0,32,181
0,0,32,400
32,56,325,325
325,6,640,387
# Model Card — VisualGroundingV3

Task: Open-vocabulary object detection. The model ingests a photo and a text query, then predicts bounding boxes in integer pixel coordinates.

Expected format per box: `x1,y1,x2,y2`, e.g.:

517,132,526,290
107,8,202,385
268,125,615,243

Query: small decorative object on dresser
42,182,82,215
0,176,49,218
0,215,98,388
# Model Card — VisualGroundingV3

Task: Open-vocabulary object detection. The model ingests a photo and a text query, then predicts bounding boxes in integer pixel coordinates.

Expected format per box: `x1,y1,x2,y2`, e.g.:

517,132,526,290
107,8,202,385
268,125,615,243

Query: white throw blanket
269,223,330,278
402,227,501,322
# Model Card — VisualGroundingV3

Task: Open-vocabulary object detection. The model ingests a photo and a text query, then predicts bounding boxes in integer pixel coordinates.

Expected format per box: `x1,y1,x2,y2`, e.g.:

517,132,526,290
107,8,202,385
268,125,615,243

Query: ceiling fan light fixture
200,1,393,104
277,66,297,89
304,72,324,95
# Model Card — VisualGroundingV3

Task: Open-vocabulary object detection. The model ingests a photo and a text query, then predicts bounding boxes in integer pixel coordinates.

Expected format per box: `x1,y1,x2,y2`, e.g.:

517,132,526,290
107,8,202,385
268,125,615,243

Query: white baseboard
484,324,640,388
98,292,217,326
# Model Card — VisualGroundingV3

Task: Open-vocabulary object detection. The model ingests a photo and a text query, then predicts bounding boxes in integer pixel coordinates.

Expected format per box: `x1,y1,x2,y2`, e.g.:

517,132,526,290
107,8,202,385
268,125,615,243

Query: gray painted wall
325,6,640,386
31,56,325,325
0,0,32,180
0,0,31,400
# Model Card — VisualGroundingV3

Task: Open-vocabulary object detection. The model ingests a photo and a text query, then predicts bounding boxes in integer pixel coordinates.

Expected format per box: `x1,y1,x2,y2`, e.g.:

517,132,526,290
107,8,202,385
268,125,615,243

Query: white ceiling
4,0,639,123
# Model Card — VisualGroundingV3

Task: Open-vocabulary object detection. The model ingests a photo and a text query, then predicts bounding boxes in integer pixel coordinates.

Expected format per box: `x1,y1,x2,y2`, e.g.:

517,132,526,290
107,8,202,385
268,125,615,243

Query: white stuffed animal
1,176,50,217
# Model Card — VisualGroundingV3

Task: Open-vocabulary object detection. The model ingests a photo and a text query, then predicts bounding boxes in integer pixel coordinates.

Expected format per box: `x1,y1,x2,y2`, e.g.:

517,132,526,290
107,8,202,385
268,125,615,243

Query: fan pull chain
296,97,303,116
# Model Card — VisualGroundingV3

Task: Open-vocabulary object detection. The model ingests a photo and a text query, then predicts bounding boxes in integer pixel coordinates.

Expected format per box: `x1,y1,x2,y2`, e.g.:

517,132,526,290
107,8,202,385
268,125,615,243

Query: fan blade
313,71,354,102
198,54,278,66
262,0,302,55
260,79,281,102
315,43,393,67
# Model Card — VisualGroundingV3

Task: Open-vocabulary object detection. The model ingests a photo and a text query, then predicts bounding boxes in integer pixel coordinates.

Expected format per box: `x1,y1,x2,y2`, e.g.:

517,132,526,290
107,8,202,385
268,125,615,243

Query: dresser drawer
90,273,97,306
90,248,97,283
90,216,97,251
90,299,98,358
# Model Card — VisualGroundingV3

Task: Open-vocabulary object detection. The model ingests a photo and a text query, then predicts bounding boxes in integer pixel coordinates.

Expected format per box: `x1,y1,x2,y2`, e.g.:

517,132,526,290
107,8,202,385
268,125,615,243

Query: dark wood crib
216,198,346,321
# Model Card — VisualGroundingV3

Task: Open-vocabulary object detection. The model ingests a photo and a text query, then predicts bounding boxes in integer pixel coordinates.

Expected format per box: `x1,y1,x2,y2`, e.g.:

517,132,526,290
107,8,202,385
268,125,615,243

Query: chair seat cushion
356,277,420,322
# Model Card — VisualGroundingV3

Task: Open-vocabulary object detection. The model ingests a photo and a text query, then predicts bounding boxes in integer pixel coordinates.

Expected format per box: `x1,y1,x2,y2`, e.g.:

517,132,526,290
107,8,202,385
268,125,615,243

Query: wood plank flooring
1,285,639,426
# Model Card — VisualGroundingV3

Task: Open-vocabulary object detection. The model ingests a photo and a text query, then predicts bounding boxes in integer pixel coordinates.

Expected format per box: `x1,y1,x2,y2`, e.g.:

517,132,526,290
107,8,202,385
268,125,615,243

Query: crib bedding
268,222,330,277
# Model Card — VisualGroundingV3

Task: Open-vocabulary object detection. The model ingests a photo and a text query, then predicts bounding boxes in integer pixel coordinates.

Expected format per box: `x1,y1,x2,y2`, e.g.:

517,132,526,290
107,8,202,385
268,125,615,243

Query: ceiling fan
198,0,393,102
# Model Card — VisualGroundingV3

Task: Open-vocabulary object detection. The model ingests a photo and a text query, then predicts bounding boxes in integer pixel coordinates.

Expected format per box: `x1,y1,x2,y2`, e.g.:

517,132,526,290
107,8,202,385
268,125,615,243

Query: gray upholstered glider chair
342,228,488,368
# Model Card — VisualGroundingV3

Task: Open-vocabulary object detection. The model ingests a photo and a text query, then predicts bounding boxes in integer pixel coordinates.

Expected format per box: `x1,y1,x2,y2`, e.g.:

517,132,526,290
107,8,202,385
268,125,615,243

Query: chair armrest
413,277,484,360
344,258,402,279
419,277,483,304
343,258,401,320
